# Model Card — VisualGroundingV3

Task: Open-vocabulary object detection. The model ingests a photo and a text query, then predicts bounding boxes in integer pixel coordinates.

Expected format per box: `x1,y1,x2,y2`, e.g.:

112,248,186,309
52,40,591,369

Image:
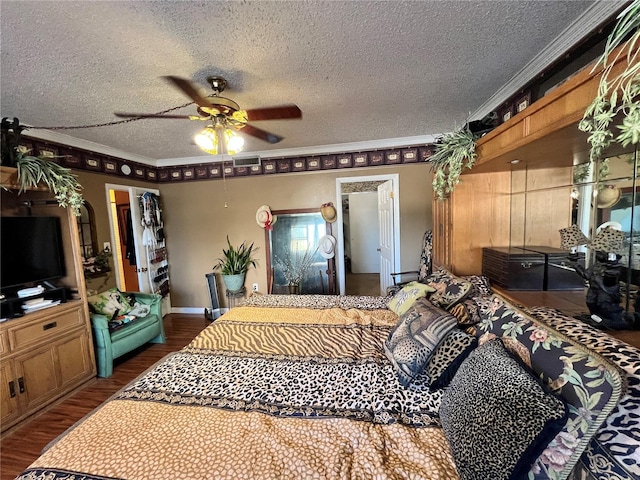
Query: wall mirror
509,145,639,326
265,208,336,294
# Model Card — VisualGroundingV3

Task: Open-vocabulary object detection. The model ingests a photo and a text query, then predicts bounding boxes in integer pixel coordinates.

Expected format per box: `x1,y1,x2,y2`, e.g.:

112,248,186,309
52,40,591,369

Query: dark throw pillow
439,338,568,480
384,298,458,386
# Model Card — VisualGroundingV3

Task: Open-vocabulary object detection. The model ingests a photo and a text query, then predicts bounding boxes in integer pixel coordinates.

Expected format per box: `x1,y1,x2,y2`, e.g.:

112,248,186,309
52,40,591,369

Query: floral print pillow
472,295,624,480
423,268,472,309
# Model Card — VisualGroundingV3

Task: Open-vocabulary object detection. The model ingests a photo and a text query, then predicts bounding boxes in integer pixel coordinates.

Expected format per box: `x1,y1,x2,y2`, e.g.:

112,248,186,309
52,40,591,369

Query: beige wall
76,163,433,308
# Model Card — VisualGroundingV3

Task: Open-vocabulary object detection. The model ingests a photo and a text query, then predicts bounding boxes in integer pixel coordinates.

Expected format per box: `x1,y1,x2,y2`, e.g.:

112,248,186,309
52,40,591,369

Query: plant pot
288,283,299,294
222,273,246,293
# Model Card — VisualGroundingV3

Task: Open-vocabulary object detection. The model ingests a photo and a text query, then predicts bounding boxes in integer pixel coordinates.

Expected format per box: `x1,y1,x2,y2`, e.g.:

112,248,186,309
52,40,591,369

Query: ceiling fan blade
114,112,203,120
242,105,302,121
114,112,209,120
163,76,213,109
239,123,283,144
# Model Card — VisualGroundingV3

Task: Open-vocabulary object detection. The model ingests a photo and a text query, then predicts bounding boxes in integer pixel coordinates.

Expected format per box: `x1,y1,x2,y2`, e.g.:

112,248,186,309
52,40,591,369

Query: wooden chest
482,247,545,290
524,246,585,291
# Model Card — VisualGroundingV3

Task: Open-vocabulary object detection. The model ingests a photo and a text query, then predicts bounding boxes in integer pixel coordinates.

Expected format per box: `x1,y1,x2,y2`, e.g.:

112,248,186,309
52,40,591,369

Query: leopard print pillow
440,338,568,480
427,329,477,389
384,298,457,386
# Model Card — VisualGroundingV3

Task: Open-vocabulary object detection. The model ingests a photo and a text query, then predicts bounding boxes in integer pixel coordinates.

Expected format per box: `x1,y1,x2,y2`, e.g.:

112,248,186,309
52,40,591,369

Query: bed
14,271,640,480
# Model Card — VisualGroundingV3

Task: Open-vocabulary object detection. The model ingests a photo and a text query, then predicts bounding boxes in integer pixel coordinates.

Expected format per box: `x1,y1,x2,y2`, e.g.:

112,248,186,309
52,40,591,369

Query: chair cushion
386,281,435,316
88,288,133,317
384,298,457,386
440,338,568,480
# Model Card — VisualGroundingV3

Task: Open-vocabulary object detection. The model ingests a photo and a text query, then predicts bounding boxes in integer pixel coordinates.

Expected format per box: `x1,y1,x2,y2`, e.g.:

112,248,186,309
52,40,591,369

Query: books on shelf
21,299,60,313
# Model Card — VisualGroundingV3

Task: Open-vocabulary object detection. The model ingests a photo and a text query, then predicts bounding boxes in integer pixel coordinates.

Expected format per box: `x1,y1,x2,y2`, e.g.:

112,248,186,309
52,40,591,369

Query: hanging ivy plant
14,152,84,216
578,0,640,161
430,124,478,200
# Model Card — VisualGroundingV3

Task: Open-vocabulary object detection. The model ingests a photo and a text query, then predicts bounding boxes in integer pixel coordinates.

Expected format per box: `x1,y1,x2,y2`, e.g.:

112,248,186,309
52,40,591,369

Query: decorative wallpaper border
22,136,434,184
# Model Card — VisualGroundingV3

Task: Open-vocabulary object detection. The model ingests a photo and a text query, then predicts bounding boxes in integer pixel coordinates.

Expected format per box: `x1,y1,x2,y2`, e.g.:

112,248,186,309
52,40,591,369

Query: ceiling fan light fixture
194,127,217,153
194,126,244,156
226,130,244,153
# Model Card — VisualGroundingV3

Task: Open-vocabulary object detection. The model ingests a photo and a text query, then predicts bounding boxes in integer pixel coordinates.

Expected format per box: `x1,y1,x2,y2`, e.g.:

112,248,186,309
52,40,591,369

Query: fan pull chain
222,161,228,208
26,101,194,130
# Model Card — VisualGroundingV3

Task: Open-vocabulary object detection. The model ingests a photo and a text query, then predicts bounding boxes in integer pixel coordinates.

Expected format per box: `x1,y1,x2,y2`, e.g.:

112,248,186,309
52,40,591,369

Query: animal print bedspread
18,305,456,480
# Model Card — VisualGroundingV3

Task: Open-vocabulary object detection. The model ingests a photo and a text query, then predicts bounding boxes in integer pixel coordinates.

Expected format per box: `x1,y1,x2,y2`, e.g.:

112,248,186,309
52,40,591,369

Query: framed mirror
265,208,336,294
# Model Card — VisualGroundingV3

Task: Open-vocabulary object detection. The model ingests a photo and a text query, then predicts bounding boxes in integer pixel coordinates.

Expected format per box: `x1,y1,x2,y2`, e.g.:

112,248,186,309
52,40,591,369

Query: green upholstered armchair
90,291,166,377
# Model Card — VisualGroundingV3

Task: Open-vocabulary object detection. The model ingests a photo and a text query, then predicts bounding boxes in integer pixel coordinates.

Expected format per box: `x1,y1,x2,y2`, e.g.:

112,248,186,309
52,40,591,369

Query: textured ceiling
0,1,609,163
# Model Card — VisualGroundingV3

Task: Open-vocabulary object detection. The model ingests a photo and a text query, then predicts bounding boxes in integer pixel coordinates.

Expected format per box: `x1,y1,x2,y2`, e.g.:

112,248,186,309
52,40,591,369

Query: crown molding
21,127,157,166
156,134,440,167
470,0,625,121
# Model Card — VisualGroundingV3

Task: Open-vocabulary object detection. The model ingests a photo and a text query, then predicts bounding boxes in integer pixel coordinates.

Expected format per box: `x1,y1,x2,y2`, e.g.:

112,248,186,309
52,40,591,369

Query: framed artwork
515,92,531,113
499,104,515,123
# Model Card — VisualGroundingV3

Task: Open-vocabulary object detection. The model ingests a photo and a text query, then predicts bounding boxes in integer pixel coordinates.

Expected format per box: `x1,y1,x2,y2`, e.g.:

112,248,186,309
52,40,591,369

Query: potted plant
214,236,258,293
1,117,84,215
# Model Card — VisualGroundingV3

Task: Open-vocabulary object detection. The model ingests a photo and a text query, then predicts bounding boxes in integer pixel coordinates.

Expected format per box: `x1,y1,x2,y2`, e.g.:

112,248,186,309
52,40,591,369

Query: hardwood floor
0,314,210,480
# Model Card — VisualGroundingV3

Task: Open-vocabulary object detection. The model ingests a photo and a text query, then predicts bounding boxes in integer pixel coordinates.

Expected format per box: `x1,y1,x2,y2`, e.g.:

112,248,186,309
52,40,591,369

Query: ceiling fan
114,76,302,154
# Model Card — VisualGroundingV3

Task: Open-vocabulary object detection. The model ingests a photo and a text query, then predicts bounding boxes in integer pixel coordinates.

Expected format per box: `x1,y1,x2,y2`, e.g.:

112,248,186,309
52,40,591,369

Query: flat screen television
1,216,66,291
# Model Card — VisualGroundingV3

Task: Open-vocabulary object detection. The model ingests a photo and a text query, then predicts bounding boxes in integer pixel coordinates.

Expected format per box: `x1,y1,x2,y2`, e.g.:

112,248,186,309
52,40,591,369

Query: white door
349,193,380,273
378,180,395,295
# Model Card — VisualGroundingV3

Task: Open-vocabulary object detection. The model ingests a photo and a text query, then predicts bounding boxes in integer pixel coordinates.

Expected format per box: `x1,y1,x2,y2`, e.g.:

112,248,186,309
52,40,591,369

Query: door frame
104,184,160,292
335,174,400,295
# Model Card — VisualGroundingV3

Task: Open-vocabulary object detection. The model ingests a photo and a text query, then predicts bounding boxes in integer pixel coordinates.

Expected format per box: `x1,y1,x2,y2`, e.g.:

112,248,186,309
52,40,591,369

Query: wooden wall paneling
449,170,512,275
432,196,451,271
473,44,629,172
523,166,573,248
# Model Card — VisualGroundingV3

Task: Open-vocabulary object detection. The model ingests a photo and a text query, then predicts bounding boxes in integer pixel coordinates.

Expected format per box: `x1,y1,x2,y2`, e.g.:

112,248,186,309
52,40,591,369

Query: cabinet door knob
521,262,532,269
8,380,16,398
18,377,25,394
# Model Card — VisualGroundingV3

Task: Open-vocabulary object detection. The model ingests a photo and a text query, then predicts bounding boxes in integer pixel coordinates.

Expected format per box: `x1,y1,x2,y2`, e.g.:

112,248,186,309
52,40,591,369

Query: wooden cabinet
432,42,630,276
1,302,94,424
0,172,96,433
432,169,511,275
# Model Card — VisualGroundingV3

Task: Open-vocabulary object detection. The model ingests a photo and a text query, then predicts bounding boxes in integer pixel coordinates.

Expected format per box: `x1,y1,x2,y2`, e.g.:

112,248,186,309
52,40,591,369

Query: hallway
345,273,380,296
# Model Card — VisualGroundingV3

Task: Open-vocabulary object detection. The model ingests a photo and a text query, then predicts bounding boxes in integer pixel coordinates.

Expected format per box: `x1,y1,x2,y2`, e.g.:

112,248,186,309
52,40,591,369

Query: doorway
335,174,400,295
105,185,139,292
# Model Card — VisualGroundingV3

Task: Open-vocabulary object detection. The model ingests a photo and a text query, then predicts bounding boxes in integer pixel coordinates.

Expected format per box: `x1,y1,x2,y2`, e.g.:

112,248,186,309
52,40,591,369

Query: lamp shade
591,226,625,254
559,224,590,250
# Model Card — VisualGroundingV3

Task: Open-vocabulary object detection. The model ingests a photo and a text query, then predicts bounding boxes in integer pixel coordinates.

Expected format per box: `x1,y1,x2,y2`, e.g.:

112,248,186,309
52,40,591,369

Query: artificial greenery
214,236,258,275
2,117,84,215
430,124,478,200
578,0,640,162
274,244,319,286
14,152,84,216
